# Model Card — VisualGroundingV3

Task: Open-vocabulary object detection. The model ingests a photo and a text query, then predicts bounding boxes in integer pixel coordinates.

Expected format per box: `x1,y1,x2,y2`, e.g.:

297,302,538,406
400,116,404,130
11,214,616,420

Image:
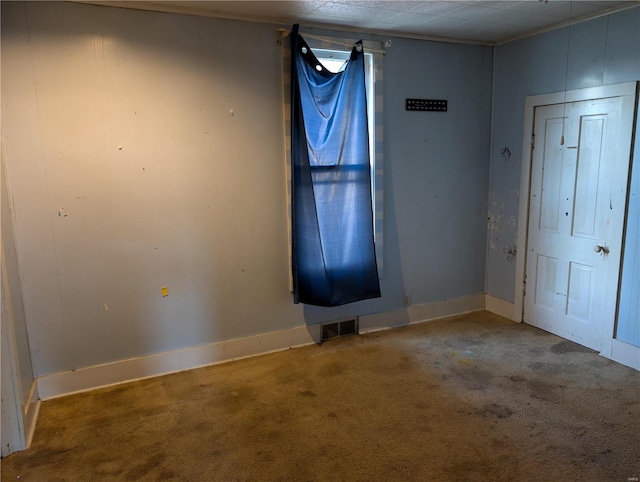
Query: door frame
514,81,638,355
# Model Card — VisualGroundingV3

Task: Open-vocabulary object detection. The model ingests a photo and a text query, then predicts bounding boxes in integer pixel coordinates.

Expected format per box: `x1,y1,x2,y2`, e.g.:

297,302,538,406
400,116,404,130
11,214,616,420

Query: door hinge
530,133,535,150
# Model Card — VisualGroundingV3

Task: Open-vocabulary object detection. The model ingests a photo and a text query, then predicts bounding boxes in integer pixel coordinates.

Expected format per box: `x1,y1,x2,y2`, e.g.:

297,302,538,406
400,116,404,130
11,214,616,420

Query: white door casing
515,82,637,360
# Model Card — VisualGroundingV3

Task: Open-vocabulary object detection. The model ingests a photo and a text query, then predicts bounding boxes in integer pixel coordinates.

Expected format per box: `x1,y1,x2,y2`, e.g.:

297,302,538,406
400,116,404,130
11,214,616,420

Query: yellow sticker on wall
161,286,169,297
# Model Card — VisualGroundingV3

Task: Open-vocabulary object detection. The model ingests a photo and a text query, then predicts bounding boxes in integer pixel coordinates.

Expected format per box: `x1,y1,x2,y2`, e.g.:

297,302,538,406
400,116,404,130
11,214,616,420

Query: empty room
1,1,639,480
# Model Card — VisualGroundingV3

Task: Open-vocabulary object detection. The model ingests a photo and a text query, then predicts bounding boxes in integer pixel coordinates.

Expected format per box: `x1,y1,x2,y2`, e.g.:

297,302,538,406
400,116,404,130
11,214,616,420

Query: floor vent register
321,318,358,342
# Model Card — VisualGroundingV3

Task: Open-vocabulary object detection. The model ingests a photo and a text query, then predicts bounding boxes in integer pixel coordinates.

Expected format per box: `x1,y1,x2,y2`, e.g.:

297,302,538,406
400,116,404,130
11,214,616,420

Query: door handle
594,245,610,254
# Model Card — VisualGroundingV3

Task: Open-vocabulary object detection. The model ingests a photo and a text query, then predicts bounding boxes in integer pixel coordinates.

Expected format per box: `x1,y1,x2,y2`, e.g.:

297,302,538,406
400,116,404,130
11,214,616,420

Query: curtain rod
278,28,388,55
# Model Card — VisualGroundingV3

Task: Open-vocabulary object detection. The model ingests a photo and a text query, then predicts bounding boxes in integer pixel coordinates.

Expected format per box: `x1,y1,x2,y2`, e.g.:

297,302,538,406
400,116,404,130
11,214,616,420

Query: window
314,48,376,236
281,34,384,285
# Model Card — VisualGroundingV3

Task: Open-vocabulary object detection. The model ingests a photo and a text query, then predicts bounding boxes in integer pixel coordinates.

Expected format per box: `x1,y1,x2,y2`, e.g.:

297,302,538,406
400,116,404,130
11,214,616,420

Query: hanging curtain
290,25,381,307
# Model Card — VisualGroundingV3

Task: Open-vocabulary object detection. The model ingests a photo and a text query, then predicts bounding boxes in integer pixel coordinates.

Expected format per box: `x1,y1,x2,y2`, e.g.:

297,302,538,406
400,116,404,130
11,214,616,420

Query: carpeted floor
2,311,639,481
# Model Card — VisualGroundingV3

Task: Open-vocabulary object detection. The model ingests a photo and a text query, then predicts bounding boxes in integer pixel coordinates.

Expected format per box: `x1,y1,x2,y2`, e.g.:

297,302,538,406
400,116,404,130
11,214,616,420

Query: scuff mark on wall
502,244,517,262
501,146,511,162
487,205,504,251
487,195,518,261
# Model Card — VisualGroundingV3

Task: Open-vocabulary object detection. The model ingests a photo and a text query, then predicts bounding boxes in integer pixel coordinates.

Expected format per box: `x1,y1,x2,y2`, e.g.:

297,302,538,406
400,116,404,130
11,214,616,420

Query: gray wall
1,2,491,376
487,7,640,302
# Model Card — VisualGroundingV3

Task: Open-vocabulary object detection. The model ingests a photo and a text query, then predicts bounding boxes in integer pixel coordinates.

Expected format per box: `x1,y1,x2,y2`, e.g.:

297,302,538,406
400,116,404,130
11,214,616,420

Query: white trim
599,91,639,358
514,82,638,324
37,324,322,400
1,236,27,455
23,380,40,449
1,308,26,456
37,295,485,399
360,294,485,334
484,294,516,322
603,339,640,371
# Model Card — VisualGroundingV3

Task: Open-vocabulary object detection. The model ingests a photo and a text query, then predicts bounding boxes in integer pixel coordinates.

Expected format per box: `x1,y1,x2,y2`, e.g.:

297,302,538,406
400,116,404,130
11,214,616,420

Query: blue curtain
291,25,381,307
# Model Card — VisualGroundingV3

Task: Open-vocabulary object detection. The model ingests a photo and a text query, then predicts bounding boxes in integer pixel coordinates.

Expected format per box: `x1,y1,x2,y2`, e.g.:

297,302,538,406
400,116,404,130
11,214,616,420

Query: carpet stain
551,340,596,354
299,390,317,397
491,438,509,451
528,379,564,403
445,336,486,350
157,469,178,480
94,459,124,476
482,403,513,419
319,360,346,376
124,453,166,480
192,420,215,432
14,447,75,469
450,366,494,390
529,361,578,374
398,355,412,367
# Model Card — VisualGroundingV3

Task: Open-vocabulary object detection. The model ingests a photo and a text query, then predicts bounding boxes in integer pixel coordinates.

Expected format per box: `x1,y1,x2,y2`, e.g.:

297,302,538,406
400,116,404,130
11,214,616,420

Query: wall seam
24,3,75,372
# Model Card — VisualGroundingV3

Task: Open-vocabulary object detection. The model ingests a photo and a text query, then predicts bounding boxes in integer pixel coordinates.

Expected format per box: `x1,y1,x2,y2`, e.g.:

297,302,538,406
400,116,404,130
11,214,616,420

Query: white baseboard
37,294,487,400
38,324,322,400
484,294,517,321
23,380,40,449
605,339,640,370
360,293,485,333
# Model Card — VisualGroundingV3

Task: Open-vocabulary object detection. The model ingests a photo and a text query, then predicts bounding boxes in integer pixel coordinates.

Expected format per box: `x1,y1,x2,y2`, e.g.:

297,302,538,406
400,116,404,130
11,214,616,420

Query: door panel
539,117,564,233
525,97,631,351
572,116,604,238
567,261,593,322
534,254,557,309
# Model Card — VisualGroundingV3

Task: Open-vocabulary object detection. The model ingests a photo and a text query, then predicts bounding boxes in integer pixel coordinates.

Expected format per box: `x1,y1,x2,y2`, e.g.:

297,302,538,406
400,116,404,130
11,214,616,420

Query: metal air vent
321,318,358,342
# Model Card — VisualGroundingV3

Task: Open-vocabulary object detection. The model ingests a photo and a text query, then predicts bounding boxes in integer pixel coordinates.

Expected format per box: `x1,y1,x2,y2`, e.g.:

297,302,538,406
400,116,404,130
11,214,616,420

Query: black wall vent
321,318,358,342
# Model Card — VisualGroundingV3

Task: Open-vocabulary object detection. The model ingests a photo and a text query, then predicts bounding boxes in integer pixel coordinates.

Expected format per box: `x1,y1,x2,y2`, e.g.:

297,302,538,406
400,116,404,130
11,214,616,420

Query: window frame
313,48,376,233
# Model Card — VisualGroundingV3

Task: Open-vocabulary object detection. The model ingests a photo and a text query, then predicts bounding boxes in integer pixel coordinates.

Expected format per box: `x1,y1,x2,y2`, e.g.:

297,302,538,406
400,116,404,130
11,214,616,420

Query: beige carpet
2,311,639,481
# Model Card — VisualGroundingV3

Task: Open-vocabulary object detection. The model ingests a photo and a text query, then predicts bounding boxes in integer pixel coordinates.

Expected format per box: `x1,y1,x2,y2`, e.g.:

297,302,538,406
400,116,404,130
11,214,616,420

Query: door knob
594,245,610,254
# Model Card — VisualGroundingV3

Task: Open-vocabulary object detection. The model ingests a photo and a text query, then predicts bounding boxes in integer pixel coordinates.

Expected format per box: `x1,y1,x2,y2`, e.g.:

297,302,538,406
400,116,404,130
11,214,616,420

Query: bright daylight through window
314,48,377,229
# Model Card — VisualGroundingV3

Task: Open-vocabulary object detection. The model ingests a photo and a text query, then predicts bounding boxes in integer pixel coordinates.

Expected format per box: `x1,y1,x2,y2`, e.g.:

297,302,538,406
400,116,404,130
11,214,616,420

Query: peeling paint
488,197,518,261
502,245,517,262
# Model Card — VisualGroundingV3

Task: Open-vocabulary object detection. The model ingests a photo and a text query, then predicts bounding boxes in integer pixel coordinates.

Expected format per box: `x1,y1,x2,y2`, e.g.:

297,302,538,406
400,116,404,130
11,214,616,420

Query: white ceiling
85,1,640,44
